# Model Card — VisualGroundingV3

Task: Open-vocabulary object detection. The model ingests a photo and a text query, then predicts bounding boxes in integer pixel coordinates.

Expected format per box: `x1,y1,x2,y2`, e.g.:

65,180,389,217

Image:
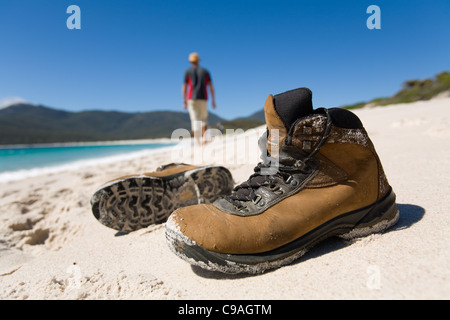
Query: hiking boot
165,88,399,274
91,163,234,232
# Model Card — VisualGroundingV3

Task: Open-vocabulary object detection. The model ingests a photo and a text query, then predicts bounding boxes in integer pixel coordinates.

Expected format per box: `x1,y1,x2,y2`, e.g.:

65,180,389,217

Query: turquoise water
0,142,174,174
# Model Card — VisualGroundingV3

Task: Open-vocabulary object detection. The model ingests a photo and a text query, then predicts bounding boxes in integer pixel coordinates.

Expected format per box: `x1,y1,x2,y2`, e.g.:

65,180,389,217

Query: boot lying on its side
91,163,234,232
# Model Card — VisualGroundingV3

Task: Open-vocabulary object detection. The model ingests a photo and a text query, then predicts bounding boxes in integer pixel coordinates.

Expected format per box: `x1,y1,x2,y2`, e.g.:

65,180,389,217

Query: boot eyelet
252,195,262,204
290,180,298,186
273,187,284,195
259,201,265,206
294,160,306,170
238,206,249,213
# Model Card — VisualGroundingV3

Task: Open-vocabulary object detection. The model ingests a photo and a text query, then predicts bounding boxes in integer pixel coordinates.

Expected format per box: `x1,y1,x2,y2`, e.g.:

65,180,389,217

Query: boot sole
165,187,399,274
91,166,234,232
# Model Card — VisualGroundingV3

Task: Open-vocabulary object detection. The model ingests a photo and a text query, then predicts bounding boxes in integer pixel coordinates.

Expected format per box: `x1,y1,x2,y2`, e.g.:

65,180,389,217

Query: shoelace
226,108,332,207
226,161,307,205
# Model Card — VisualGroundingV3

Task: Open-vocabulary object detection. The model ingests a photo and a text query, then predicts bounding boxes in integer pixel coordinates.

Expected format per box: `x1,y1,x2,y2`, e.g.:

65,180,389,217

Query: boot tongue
264,88,313,154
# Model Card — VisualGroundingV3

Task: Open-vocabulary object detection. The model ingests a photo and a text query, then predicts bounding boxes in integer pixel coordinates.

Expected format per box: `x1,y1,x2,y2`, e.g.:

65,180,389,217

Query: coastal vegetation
342,71,450,109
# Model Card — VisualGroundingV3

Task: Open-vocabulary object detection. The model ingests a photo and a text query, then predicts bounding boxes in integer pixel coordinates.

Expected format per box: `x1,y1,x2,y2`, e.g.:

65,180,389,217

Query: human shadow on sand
191,203,425,279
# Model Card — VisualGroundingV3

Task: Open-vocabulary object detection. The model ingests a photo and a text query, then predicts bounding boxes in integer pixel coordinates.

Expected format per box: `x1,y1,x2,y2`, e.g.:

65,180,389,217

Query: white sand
0,97,449,300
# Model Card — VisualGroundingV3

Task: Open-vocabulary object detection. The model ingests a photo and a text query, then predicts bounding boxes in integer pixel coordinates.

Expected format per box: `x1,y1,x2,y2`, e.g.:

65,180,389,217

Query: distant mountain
0,104,226,145
242,109,265,122
216,108,265,132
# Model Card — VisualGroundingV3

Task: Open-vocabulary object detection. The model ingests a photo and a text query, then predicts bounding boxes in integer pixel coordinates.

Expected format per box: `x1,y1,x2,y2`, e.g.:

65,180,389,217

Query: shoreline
0,124,267,184
0,142,179,183
0,137,175,149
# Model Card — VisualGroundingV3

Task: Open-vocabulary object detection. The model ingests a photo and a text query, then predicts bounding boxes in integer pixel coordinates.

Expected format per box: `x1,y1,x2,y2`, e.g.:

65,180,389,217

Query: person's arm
209,82,216,109
182,82,187,109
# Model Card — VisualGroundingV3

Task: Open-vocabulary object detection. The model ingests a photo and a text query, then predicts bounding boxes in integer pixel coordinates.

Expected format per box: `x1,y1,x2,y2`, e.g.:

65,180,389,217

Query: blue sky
0,0,449,120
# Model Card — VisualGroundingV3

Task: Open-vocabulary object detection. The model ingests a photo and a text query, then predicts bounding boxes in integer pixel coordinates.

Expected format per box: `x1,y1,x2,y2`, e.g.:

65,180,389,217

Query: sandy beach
0,97,449,300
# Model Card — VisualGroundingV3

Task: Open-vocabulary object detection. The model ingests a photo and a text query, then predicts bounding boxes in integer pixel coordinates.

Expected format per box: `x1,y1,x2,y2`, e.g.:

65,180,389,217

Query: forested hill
0,104,227,145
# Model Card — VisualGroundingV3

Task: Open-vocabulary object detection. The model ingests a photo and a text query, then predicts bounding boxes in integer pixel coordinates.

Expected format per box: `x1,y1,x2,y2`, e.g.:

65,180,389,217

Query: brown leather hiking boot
165,88,399,274
91,163,234,232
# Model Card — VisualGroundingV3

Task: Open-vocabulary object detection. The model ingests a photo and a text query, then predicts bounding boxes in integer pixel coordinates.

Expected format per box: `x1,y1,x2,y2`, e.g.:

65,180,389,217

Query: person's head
188,52,200,66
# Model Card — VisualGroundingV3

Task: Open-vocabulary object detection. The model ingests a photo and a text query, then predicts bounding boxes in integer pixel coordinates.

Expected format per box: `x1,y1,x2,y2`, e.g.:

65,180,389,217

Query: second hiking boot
91,163,234,232
166,88,399,274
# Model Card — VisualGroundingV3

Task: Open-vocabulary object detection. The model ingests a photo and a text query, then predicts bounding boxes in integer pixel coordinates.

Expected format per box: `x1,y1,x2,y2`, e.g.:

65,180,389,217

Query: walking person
182,52,216,144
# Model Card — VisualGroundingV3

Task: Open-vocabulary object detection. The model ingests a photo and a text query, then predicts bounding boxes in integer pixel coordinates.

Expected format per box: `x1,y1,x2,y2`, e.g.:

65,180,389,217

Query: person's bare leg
202,125,209,144
192,130,202,145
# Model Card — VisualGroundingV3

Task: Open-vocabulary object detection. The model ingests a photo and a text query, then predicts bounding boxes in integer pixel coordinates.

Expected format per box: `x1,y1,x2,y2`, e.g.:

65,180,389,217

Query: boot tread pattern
91,167,233,232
